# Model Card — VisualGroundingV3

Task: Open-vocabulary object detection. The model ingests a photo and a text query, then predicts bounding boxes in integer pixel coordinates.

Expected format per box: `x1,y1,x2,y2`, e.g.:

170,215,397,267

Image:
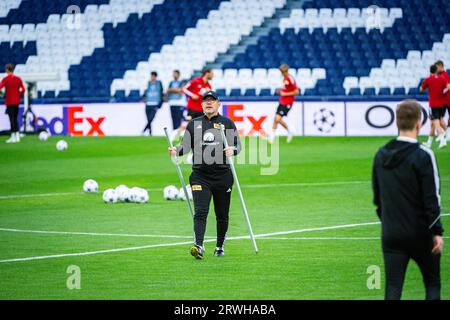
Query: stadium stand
0,0,23,19
0,0,449,102
111,0,287,97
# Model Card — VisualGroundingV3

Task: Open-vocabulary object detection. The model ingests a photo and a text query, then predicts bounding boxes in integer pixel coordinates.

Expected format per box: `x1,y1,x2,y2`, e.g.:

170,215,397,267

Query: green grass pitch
0,135,448,299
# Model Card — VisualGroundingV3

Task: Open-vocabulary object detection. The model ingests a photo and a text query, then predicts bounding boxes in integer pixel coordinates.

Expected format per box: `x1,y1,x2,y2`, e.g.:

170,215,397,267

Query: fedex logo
33,105,105,136
222,104,268,136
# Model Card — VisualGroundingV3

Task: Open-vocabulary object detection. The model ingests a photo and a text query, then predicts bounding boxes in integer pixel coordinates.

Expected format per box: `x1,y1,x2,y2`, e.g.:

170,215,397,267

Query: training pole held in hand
220,126,258,254
163,127,196,225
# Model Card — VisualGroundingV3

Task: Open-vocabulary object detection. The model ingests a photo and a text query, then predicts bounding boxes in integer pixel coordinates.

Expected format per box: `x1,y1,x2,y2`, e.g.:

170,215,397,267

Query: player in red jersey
268,64,299,144
436,60,450,141
420,64,450,149
169,68,214,144
183,68,214,119
0,64,25,144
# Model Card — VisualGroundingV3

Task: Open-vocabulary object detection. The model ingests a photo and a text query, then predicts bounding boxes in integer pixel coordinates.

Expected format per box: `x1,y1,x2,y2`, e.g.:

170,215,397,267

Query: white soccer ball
56,140,68,151
83,179,98,193
129,187,143,203
163,185,179,200
103,188,118,203
115,185,131,202
179,185,193,201
134,188,149,204
38,131,50,141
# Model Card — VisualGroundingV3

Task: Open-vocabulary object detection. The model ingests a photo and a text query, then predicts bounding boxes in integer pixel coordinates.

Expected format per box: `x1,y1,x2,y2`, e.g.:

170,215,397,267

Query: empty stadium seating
0,0,449,101
111,0,287,97
0,0,22,19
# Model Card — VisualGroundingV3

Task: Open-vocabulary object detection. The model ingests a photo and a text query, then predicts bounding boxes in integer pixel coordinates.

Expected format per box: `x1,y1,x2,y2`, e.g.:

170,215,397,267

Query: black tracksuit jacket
372,138,444,247
176,114,241,175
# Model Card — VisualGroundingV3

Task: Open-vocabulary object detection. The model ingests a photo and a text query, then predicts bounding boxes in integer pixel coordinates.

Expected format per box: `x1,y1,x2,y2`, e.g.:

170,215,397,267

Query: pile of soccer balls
163,185,193,201
103,185,149,204
83,179,149,204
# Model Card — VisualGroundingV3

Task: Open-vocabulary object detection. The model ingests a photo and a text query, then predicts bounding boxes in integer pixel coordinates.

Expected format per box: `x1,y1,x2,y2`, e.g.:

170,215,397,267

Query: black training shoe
214,247,225,257
190,245,204,260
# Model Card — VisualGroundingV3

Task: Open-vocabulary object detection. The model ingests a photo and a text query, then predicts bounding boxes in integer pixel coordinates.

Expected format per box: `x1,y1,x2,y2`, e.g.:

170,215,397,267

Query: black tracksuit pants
383,236,441,300
143,103,161,135
189,169,233,248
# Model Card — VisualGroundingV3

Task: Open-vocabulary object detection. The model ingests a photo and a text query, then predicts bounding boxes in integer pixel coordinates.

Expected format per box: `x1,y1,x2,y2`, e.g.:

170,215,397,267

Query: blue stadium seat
128,90,141,102
259,88,272,96
363,88,376,96
393,88,406,95
215,89,226,98
244,89,256,97
114,90,126,102
304,88,318,96
229,89,241,97
378,88,391,96
57,91,72,99
349,88,361,96
408,88,420,95
0,42,37,66
43,91,56,99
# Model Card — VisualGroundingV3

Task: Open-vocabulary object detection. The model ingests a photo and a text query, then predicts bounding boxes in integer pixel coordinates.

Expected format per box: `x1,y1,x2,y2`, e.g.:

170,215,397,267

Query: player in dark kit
168,90,241,259
372,100,444,300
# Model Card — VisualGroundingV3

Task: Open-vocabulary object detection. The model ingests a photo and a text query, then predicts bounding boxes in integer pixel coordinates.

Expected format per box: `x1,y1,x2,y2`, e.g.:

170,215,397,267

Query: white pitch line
0,192,83,200
0,214,448,264
0,228,205,239
258,237,381,240
241,180,368,188
258,236,450,240
0,240,194,263
253,221,381,238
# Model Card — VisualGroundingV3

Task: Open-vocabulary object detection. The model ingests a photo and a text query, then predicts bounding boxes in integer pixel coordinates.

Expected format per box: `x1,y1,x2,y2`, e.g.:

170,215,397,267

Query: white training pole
164,128,196,242
219,126,258,253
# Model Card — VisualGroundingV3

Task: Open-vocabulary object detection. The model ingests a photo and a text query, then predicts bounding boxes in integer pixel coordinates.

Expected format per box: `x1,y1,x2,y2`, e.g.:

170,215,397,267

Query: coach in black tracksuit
372,100,444,300
169,90,241,259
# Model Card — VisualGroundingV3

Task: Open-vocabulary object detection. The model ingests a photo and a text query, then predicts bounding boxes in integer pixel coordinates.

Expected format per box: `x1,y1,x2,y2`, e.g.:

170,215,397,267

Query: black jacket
176,114,241,175
372,138,443,243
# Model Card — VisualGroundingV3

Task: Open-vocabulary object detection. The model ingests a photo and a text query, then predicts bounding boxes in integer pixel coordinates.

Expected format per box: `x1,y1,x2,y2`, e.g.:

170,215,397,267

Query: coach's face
202,96,220,116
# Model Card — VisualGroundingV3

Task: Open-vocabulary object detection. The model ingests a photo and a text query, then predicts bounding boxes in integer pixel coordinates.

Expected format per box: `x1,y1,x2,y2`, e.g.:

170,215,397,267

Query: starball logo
20,105,105,136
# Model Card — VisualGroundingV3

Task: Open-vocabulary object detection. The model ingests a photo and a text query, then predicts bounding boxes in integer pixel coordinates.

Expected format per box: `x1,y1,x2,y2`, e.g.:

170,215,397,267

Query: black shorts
276,104,292,117
442,105,450,117
429,107,444,120
187,109,204,120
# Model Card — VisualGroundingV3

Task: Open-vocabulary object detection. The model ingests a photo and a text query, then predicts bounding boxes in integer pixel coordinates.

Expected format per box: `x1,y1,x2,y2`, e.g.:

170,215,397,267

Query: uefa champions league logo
313,108,336,133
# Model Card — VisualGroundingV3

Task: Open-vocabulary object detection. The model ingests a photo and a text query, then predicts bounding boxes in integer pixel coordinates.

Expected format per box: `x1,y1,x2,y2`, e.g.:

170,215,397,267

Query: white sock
427,136,433,144
438,133,445,141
